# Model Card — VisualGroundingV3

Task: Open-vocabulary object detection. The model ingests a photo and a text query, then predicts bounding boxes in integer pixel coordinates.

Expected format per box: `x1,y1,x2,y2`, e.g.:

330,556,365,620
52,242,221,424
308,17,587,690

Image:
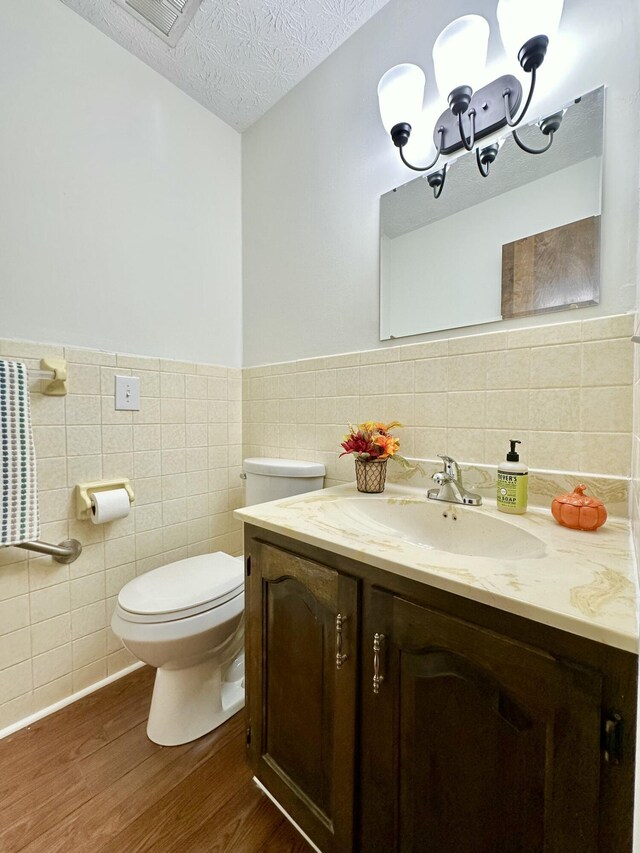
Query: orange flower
359,420,403,434
373,434,400,458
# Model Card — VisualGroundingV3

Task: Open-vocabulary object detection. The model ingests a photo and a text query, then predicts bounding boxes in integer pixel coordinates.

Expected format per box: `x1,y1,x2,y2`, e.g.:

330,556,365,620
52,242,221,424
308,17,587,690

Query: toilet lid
118,552,244,618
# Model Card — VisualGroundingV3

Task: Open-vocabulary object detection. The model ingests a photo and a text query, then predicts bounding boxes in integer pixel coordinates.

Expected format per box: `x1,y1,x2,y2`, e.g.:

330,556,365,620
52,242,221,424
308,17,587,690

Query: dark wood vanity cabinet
244,526,637,853
245,538,359,852
361,591,603,853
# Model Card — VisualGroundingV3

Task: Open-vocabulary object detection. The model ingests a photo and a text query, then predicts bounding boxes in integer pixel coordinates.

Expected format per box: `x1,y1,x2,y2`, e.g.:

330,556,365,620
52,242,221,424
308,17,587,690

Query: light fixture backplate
434,74,523,155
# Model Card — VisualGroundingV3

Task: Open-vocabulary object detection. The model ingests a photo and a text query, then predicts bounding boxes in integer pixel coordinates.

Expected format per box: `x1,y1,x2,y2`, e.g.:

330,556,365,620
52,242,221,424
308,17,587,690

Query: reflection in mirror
380,87,604,340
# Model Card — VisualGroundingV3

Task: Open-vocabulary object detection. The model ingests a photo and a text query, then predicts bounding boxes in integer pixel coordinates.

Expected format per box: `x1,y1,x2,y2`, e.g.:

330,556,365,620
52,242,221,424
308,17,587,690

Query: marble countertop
235,483,639,653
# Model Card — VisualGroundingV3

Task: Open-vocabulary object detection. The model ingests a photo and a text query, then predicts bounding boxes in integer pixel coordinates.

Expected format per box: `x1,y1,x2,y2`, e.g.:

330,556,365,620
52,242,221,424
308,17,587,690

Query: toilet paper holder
76,479,135,520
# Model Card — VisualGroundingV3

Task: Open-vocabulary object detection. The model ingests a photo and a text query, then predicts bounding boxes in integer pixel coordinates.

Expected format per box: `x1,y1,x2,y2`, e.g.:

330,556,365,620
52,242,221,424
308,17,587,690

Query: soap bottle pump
497,439,528,515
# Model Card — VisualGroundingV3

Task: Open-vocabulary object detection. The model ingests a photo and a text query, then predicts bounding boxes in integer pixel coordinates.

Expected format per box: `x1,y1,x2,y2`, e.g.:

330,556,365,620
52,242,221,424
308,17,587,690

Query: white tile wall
0,339,242,728
243,314,634,486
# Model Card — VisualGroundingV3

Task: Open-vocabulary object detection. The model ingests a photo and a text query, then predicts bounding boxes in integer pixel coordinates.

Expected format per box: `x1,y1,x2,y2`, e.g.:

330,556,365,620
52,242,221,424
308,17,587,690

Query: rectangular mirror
379,86,604,340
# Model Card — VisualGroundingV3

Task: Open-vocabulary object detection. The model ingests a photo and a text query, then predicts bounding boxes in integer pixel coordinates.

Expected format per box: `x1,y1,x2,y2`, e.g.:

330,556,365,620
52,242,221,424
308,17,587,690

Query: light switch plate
114,375,141,411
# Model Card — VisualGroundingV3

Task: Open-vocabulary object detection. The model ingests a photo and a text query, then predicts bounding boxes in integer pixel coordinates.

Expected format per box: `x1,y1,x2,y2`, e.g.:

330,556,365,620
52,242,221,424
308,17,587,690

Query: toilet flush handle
239,472,247,480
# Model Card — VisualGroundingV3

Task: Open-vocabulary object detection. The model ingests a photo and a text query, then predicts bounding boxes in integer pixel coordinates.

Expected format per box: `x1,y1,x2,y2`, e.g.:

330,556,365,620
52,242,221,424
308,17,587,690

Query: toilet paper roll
90,488,131,524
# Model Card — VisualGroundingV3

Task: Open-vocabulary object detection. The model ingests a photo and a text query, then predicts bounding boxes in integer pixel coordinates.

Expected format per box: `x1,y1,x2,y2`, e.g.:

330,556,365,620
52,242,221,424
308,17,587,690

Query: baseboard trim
0,661,145,741
253,777,323,853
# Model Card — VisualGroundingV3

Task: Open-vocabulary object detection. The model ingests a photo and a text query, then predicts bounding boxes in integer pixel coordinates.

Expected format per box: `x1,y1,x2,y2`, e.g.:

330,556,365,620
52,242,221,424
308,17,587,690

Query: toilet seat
117,552,244,624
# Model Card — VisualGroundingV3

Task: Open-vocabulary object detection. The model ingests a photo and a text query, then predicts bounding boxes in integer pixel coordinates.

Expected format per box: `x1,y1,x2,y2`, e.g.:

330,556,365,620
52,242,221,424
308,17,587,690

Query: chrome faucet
427,455,482,506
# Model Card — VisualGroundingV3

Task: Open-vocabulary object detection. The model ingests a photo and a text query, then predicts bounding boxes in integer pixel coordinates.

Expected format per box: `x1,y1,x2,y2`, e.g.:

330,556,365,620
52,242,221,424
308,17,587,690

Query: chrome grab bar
14,538,82,564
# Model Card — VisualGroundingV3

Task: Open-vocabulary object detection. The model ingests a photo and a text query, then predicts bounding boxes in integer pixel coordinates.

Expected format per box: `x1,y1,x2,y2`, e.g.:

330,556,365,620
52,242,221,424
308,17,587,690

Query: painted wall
0,0,242,367
243,0,640,366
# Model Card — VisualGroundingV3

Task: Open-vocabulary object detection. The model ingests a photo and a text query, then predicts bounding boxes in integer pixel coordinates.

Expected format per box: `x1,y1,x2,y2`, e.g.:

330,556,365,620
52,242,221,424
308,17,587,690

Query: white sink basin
325,497,546,560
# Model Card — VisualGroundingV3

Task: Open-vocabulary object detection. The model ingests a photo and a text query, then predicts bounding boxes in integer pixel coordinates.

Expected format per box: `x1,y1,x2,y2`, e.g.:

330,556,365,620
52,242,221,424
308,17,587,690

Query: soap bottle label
497,471,528,510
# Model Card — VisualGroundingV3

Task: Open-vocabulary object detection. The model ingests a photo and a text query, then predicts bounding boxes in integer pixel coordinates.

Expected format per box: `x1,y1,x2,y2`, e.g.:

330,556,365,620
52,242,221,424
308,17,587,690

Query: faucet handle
429,455,482,506
437,454,461,481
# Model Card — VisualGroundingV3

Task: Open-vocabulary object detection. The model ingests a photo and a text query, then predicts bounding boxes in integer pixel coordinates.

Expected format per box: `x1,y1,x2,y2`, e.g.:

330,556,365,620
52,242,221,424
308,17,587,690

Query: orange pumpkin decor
551,485,607,531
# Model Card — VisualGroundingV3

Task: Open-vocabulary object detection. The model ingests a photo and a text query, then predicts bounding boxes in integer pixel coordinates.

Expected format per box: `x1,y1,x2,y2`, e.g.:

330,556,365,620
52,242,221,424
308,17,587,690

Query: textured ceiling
59,0,392,131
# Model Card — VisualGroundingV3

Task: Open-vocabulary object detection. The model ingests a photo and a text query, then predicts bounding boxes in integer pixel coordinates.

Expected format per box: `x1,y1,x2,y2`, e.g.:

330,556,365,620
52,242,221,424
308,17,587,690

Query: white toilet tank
243,457,325,506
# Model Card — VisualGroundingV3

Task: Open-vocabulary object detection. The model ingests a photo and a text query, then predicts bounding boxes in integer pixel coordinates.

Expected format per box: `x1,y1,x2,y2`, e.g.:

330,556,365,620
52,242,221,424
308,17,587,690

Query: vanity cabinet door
246,541,358,853
360,590,603,853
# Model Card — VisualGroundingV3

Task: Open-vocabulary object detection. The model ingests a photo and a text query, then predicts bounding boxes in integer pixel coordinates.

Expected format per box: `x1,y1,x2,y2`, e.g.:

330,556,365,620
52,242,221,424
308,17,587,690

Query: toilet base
147,655,245,746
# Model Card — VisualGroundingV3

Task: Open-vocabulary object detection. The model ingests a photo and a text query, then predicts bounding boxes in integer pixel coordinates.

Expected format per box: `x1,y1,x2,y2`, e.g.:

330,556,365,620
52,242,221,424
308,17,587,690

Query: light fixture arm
476,148,490,178
511,110,563,155
503,67,537,128
427,165,447,199
512,127,554,154
476,147,490,177
397,125,446,173
502,32,550,127
457,109,477,151
475,141,501,177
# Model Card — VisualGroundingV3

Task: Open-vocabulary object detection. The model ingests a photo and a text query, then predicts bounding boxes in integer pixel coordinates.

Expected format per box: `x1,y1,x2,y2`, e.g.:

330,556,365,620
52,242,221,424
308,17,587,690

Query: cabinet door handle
335,613,348,669
373,633,385,694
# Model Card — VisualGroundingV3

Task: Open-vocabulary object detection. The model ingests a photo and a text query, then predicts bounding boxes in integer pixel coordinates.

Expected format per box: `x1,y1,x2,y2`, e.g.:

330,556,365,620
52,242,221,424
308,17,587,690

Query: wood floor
0,666,314,852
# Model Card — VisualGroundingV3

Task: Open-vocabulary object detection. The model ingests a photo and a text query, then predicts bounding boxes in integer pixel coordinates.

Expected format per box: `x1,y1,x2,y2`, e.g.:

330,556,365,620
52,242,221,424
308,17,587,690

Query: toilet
111,457,325,746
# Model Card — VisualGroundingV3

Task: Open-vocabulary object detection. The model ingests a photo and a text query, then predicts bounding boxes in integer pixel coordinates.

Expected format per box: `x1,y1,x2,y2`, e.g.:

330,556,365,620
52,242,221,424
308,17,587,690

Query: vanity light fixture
377,0,564,193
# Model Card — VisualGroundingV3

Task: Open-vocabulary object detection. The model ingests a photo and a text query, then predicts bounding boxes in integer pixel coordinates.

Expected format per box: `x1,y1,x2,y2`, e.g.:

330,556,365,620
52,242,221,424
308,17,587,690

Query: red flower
339,430,383,459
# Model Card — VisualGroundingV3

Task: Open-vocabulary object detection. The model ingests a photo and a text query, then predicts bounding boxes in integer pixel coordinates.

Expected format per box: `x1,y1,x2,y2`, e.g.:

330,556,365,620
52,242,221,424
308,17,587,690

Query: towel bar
30,358,68,396
30,369,57,381
14,538,82,564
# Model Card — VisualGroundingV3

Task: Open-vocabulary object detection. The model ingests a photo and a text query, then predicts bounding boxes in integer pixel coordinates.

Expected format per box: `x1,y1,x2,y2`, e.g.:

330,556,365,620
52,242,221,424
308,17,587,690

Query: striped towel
0,360,40,546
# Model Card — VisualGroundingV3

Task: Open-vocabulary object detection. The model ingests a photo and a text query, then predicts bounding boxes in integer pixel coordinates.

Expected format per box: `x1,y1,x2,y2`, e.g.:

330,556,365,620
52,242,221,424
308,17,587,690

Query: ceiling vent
116,0,203,46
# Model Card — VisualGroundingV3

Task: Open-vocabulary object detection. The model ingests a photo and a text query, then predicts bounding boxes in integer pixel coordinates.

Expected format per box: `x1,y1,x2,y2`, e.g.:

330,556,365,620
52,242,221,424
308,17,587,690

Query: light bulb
432,15,490,99
377,64,426,134
497,0,564,61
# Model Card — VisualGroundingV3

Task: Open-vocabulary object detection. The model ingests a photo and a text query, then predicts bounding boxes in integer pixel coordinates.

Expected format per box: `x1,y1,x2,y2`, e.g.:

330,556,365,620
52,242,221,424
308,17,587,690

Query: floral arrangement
339,421,419,475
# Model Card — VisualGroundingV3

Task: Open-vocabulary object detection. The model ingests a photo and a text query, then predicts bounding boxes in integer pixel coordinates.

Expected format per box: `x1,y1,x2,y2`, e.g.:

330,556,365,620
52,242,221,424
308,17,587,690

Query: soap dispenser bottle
497,440,528,514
